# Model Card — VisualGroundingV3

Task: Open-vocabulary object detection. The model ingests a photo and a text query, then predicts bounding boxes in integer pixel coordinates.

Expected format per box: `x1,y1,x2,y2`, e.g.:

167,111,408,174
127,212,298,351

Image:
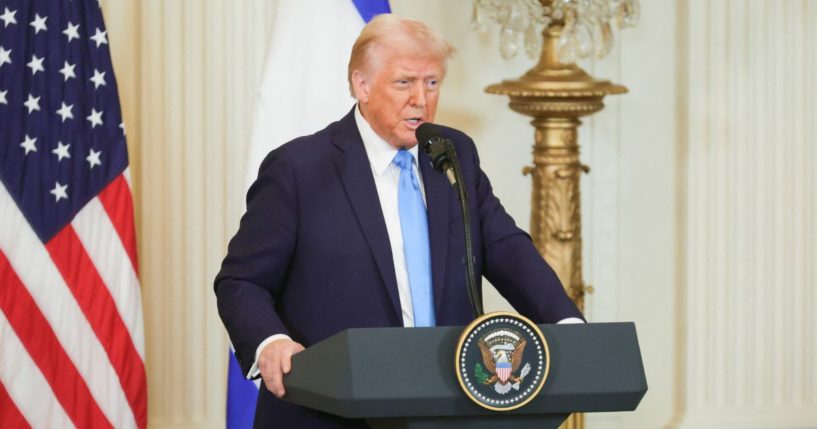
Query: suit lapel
418,149,451,314
333,109,403,321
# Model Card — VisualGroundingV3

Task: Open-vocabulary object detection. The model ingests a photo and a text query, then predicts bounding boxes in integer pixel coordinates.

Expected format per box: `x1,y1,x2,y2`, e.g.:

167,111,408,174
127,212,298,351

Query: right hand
258,338,305,398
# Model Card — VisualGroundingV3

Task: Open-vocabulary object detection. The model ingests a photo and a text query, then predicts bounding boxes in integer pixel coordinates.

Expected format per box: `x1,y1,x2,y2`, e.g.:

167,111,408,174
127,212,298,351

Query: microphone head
416,122,446,146
416,122,453,173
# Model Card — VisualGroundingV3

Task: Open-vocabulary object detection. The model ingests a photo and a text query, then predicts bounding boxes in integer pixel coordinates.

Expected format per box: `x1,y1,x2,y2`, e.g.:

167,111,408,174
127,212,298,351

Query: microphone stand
442,143,484,319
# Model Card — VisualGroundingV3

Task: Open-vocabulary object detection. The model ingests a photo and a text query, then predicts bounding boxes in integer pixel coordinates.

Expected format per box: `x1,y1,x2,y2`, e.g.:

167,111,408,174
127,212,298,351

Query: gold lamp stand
485,10,627,429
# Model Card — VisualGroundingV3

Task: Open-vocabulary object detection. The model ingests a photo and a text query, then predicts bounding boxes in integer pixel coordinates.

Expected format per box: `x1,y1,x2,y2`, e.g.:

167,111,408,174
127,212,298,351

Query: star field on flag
0,0,147,428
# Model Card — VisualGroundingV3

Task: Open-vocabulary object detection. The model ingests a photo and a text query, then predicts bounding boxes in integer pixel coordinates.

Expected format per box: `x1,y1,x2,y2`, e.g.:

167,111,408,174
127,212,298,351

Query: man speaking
214,14,583,428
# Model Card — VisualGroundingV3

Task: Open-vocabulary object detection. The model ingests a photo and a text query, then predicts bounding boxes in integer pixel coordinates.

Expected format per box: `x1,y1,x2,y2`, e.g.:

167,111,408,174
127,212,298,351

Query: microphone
415,123,484,319
416,123,457,186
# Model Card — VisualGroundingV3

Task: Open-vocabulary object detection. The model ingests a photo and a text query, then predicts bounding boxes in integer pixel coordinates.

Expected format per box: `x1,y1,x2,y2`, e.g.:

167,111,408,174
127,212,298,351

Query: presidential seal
455,312,549,411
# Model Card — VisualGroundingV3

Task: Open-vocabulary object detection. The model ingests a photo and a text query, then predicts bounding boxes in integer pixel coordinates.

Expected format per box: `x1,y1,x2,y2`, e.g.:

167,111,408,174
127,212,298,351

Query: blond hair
347,14,456,97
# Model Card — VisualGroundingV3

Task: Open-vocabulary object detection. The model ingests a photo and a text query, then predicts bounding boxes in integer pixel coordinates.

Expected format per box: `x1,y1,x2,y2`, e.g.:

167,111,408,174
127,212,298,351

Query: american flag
0,0,147,428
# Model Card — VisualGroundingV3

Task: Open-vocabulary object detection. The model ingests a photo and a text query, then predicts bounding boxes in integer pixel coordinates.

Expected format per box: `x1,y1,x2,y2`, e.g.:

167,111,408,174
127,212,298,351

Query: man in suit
215,14,583,428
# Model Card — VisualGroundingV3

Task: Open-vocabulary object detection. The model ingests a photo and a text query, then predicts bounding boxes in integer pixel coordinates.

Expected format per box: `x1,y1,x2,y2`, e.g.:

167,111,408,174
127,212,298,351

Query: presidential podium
282,322,647,429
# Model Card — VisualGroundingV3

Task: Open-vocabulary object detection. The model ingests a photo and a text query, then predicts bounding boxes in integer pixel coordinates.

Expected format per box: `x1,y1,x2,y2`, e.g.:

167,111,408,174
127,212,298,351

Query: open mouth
404,117,423,128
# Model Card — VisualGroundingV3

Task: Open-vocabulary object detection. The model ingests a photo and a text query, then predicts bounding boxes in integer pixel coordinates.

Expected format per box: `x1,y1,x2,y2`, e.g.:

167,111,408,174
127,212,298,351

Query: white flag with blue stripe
243,0,392,191
227,1,390,428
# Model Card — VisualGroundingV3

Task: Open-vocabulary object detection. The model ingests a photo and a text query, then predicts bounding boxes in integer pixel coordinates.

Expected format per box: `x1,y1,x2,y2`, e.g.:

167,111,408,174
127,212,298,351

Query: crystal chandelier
472,0,640,62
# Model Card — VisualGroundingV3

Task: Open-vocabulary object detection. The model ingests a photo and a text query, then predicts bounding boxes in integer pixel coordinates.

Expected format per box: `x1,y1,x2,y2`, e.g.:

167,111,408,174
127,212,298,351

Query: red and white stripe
497,365,511,383
0,170,147,429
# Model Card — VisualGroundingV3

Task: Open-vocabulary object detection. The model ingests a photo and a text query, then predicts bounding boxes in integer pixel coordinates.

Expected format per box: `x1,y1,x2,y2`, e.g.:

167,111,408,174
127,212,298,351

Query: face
353,43,445,149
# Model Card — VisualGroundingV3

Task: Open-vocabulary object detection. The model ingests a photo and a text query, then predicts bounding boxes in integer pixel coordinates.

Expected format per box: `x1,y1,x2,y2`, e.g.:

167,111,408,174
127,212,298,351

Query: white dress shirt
354,105,426,328
247,106,582,378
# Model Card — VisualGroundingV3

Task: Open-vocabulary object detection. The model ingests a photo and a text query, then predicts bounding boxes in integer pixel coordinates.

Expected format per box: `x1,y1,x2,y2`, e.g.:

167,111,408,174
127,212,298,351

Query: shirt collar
355,104,419,176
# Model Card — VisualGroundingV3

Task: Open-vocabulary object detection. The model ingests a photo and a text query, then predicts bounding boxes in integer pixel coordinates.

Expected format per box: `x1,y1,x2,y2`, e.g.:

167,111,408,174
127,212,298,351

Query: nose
409,82,426,108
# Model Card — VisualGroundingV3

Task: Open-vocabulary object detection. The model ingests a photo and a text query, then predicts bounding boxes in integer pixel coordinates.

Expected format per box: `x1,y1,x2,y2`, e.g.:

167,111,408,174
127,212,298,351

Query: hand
258,338,305,398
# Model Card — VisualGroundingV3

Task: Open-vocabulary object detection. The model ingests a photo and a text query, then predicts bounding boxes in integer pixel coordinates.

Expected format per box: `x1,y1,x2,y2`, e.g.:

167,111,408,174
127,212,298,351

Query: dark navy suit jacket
214,108,583,428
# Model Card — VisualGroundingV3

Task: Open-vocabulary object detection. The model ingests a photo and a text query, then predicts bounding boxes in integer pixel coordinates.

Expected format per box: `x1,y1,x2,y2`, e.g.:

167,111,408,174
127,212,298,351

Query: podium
283,322,646,429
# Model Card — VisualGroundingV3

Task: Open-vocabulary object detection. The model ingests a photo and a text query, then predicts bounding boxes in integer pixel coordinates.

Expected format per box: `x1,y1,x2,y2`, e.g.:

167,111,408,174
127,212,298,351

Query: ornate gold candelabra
477,1,635,427
486,22,625,312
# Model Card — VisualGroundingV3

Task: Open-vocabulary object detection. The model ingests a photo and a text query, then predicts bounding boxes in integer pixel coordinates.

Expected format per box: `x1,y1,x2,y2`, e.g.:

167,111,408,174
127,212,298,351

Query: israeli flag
227,2,390,428
242,0,392,192
226,345,259,429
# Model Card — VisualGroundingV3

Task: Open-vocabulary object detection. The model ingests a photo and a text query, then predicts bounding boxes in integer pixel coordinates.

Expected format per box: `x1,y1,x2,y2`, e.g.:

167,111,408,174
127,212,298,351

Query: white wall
105,1,276,427
672,1,817,428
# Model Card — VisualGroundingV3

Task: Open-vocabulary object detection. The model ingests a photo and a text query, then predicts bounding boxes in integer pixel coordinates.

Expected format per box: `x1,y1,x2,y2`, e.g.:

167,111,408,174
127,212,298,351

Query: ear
351,70,370,103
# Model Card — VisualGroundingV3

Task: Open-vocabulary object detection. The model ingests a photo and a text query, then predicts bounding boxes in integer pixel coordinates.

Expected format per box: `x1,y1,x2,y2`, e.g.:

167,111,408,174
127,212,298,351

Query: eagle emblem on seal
474,329,532,395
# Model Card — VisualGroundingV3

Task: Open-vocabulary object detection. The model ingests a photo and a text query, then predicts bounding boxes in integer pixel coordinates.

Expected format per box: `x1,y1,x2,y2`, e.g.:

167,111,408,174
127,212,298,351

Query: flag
226,345,258,429
227,1,390,428
243,0,391,191
0,1,147,428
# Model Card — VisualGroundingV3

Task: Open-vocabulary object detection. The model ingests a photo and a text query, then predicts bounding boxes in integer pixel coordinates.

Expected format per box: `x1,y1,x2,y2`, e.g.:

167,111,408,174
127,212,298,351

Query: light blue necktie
393,149,435,327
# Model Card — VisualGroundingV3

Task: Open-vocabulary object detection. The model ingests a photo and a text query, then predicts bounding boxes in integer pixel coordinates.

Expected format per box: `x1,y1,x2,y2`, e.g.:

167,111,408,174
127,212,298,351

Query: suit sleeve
465,138,585,323
214,146,298,375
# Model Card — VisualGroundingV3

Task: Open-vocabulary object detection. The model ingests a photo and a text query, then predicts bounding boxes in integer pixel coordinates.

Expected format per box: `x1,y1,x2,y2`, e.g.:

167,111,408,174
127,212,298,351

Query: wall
671,1,817,427
104,1,276,427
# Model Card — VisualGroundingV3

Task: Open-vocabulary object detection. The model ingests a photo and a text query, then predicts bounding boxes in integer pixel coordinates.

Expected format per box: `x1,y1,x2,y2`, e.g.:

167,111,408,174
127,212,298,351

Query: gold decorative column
485,8,627,429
